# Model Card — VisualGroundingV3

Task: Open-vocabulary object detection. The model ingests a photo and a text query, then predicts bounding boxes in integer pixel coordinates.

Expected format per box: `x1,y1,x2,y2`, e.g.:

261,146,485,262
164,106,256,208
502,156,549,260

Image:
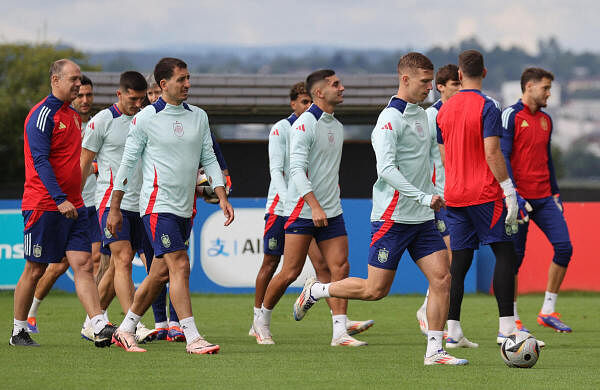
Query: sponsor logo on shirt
521,120,529,128
272,129,279,136
296,124,306,132
59,122,66,129
381,122,393,131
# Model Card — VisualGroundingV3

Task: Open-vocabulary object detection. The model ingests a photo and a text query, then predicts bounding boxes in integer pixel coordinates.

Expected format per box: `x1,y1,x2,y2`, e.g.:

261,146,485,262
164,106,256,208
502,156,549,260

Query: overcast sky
1,0,598,53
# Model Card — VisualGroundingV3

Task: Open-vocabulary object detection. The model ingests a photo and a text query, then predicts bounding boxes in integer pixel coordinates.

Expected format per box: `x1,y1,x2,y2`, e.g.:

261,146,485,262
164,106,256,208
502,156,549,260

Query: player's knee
26,263,47,280
365,285,388,301
430,272,451,293
552,241,573,267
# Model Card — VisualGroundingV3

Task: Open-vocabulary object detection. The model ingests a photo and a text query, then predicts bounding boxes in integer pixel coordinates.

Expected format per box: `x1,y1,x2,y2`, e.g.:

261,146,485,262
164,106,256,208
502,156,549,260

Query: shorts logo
437,220,447,233
104,227,112,239
33,244,42,258
377,248,389,263
268,237,277,250
173,121,184,137
161,234,171,248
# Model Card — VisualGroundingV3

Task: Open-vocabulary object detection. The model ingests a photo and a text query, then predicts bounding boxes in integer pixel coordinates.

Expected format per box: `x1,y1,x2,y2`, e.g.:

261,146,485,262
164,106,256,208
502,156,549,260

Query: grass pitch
1,291,598,389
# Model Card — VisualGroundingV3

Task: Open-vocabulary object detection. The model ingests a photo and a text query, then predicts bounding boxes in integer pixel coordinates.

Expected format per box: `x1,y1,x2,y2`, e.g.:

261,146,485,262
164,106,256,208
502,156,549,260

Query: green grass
1,291,599,389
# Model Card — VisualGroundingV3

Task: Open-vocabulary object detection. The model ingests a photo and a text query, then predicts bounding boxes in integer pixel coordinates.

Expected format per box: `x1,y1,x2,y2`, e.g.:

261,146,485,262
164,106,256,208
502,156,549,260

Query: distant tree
562,138,600,178
0,43,100,187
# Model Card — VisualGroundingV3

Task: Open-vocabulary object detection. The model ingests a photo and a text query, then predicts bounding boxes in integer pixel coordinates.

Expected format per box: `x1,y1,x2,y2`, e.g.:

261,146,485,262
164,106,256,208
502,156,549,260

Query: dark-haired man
107,57,234,354
416,64,462,336
436,50,543,349
26,75,106,334
251,82,373,344
501,67,573,334
255,70,369,347
293,54,468,365
80,71,156,343
12,59,115,347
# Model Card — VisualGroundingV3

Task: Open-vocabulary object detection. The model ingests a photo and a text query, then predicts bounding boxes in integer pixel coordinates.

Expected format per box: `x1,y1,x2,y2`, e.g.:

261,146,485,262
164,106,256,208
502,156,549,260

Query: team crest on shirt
328,131,334,144
415,121,426,138
73,114,80,130
104,227,112,239
161,234,171,248
268,237,277,250
377,248,389,263
173,121,184,137
33,244,42,258
540,117,549,131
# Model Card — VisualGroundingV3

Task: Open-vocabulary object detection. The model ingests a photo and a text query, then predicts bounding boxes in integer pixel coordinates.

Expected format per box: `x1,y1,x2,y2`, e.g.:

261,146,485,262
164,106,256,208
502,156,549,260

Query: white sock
83,315,91,329
420,289,429,311
180,317,199,345
119,310,140,333
310,282,331,299
259,305,273,327
253,306,261,322
102,310,109,324
155,321,168,329
332,314,348,340
541,291,558,315
13,319,28,336
499,316,517,336
28,297,42,318
426,330,444,357
90,314,108,334
447,320,463,340
169,321,180,328
513,301,520,321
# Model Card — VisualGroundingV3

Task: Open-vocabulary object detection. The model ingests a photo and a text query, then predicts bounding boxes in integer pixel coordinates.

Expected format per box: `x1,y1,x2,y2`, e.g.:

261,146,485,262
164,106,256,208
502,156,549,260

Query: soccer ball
500,331,540,368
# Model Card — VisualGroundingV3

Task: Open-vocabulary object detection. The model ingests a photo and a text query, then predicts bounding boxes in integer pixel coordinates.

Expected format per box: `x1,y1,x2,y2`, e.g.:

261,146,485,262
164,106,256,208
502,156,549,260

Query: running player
108,57,234,354
416,64,461,336
293,54,468,365
26,75,105,334
253,69,369,347
434,50,544,348
251,82,373,343
12,59,115,347
80,71,156,343
501,67,573,333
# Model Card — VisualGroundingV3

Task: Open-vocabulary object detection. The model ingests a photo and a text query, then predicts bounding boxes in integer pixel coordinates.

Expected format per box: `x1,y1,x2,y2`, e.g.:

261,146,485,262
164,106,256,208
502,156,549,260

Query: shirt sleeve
372,116,433,207
482,99,502,138
25,111,67,205
200,114,225,189
114,115,148,192
289,117,314,198
210,131,228,171
500,107,517,184
268,123,288,203
547,116,560,194
81,113,106,153
436,117,444,145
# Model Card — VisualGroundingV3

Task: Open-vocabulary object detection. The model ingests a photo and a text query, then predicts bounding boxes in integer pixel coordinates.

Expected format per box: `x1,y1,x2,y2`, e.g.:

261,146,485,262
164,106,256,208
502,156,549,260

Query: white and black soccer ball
500,331,540,368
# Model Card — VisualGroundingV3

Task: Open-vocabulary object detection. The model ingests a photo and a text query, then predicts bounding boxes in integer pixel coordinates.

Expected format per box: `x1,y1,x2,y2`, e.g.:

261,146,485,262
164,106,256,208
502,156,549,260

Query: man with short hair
80,71,156,343
12,59,115,347
254,69,368,347
108,57,234,354
415,64,463,337
293,54,468,365
501,67,573,333
26,75,105,334
251,82,373,343
435,50,543,349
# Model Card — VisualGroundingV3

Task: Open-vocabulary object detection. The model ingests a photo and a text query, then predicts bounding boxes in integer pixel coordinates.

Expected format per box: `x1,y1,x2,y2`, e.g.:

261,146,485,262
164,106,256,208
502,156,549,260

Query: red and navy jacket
500,100,559,199
436,89,503,207
22,94,84,211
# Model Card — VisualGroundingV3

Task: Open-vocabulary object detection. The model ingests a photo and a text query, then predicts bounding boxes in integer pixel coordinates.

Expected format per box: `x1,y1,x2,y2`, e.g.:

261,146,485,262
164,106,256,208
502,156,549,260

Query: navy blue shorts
99,207,143,251
368,220,446,270
263,213,286,256
23,207,91,263
284,214,347,243
513,196,571,268
434,208,450,237
142,213,192,257
86,206,102,243
447,199,512,251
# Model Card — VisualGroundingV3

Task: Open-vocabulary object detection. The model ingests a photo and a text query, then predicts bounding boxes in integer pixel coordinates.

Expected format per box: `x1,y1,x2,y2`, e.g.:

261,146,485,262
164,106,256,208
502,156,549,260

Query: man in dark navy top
501,67,573,333
436,50,541,349
12,59,116,348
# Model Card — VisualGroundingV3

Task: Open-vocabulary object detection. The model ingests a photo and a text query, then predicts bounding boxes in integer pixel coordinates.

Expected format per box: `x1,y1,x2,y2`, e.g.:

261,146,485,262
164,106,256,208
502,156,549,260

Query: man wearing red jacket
11,59,116,348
